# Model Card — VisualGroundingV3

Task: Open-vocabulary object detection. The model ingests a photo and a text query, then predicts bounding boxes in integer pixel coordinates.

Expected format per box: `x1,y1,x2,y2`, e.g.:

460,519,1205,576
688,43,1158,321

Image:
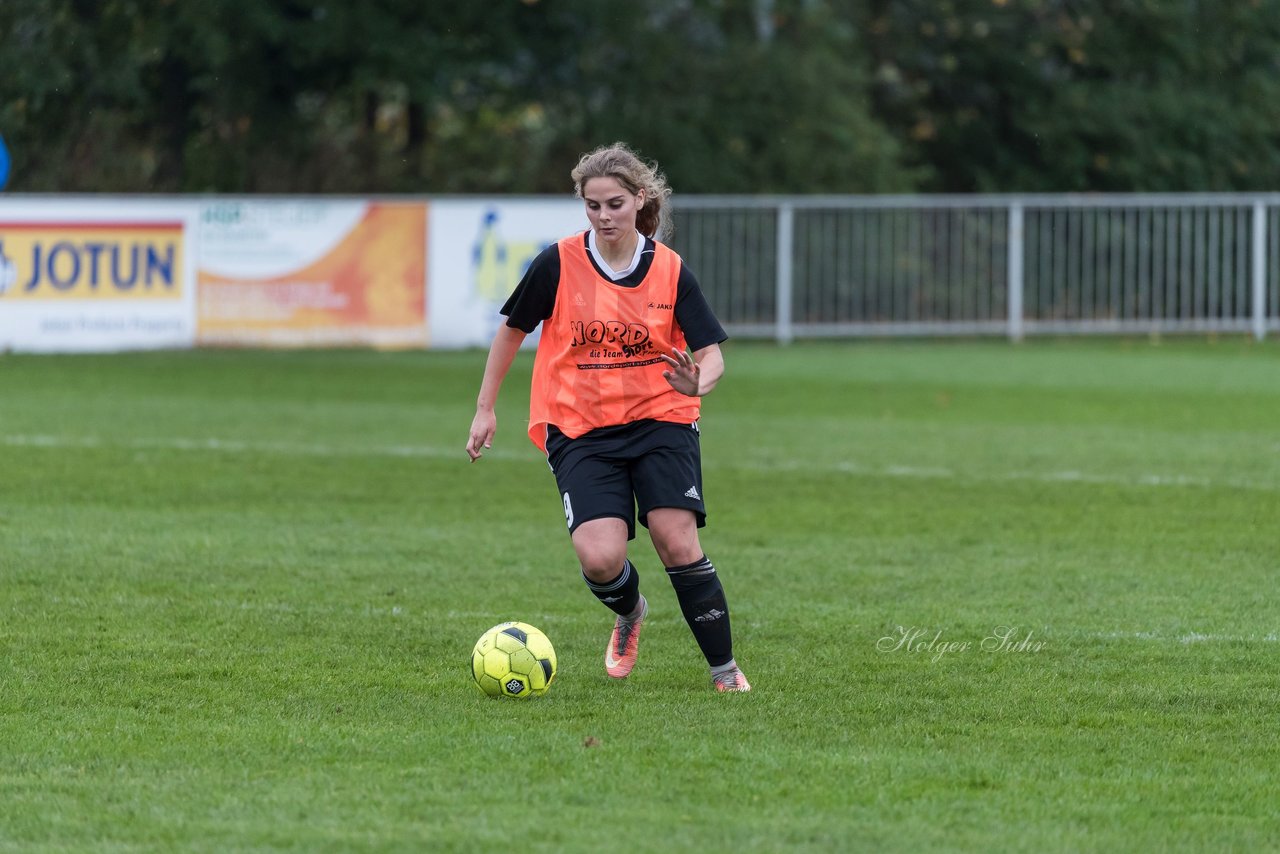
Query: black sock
582,559,641,617
666,555,733,667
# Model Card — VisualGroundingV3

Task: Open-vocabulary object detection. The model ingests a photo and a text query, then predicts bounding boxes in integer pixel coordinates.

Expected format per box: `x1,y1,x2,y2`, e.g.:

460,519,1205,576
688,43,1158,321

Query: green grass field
2,339,1278,852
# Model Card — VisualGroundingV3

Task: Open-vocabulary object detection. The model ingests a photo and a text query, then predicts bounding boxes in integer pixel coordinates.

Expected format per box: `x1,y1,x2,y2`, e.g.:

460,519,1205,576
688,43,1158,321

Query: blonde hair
571,142,672,239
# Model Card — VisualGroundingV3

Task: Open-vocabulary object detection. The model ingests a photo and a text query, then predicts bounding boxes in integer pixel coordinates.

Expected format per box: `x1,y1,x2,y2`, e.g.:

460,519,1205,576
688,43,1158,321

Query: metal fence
668,194,1280,342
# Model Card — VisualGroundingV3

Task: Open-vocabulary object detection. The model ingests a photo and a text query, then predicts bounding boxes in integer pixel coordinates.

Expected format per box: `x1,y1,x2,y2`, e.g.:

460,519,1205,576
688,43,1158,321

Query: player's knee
655,542,702,568
654,543,703,567
648,515,701,567
579,557,625,584
572,520,630,582
575,535,626,577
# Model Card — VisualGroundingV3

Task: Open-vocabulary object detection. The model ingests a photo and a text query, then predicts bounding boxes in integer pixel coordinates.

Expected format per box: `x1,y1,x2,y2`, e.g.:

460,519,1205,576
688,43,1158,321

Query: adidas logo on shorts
684,486,700,500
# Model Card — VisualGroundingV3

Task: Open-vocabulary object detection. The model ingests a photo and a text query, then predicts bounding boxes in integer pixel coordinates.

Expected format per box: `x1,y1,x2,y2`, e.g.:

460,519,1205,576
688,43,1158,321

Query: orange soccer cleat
605,596,647,679
712,666,752,693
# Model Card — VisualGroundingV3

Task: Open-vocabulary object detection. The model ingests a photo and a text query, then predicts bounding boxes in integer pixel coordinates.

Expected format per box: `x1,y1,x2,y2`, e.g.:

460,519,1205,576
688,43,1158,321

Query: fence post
1252,200,1267,342
1007,201,1024,341
775,202,794,345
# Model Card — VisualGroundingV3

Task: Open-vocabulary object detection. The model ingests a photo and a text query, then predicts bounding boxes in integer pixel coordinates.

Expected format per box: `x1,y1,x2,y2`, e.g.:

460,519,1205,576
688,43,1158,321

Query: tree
5,0,1279,193
862,0,1280,191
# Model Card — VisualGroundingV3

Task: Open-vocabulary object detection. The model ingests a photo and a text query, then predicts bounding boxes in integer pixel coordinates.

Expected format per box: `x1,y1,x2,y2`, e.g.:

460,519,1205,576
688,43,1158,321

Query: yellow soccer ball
471,622,557,699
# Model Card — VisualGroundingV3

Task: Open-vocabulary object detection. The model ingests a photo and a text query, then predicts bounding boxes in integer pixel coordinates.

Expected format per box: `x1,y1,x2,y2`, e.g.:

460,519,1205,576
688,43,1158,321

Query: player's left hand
660,347,701,396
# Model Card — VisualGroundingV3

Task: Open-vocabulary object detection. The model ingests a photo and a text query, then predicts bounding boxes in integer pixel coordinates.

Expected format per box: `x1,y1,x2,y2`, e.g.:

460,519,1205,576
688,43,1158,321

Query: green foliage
570,1,917,194
2,0,1279,192
868,0,1280,191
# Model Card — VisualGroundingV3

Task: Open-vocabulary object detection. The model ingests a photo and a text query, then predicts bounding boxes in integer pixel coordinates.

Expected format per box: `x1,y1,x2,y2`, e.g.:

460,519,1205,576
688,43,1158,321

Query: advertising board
427,199,584,348
0,198,197,352
196,200,427,347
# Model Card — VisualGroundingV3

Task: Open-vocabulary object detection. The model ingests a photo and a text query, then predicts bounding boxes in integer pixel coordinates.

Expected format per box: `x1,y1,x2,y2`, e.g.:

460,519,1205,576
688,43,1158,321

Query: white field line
1089,630,1280,644
1,433,475,460
2,433,1277,492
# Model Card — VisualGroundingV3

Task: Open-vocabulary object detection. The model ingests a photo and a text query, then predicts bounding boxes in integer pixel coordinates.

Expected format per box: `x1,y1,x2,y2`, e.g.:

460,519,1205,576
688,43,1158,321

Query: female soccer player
465,142,750,692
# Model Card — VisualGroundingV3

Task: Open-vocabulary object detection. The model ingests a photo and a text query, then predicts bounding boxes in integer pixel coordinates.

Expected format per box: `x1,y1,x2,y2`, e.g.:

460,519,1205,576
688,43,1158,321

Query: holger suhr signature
876,625,1046,663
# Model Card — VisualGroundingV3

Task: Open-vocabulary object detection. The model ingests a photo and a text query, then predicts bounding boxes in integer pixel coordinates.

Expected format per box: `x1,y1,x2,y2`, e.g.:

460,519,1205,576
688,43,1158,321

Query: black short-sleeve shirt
501,233,728,351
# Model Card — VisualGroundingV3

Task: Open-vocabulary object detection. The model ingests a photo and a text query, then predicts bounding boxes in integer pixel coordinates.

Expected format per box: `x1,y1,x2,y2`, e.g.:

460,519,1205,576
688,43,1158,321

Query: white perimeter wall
0,195,587,353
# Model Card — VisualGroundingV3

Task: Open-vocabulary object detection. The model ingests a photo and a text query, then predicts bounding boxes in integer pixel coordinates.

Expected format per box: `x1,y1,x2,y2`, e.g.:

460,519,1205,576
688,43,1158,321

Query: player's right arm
467,241,559,462
466,323,528,462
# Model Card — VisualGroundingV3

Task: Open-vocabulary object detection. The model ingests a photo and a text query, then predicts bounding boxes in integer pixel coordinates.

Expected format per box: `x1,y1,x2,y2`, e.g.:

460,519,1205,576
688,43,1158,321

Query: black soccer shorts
545,419,706,540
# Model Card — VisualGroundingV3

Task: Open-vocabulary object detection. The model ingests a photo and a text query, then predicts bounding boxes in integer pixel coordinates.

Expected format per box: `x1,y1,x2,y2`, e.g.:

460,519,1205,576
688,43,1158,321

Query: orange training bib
526,234,701,451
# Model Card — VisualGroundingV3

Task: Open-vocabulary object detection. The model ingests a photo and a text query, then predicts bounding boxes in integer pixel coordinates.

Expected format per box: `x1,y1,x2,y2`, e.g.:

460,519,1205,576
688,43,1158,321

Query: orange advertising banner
197,202,427,347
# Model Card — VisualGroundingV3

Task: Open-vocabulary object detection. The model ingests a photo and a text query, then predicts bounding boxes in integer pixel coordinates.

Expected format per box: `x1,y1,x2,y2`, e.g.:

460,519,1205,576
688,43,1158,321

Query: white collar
587,229,645,280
